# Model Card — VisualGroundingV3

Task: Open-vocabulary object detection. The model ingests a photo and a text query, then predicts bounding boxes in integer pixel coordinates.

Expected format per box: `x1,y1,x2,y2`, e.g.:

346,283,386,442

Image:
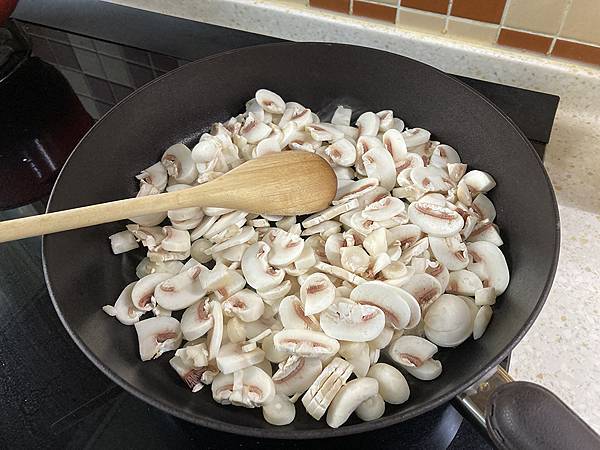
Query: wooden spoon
0,151,337,243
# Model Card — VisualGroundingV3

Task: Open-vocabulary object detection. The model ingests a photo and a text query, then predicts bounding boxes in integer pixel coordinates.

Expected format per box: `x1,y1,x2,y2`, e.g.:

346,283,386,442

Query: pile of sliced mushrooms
103,89,509,428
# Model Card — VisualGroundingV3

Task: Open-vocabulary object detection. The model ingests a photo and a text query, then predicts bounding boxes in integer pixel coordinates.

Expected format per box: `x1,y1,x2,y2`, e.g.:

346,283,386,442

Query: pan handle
455,367,600,449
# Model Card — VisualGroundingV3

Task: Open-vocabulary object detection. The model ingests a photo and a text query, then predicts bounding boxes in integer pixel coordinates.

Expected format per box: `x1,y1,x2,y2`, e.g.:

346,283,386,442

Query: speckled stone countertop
107,0,600,431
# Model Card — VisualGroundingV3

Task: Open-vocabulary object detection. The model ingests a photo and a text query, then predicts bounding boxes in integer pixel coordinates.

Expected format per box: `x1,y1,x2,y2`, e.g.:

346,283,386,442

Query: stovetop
0,1,559,448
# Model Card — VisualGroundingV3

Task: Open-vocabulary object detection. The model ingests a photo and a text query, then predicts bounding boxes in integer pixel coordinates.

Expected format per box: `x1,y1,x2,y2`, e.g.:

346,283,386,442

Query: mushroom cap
320,301,385,342
272,355,323,396
326,377,379,428
273,329,340,358
134,316,182,361
211,366,276,407
350,281,413,330
467,241,509,295
300,272,336,316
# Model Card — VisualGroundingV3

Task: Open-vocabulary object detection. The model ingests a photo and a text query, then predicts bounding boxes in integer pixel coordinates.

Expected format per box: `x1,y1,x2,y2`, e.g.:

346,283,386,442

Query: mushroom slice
154,263,208,311
446,269,483,296
398,237,429,264
376,110,394,132
447,163,467,183
324,233,346,267
382,129,408,162
273,329,340,358
429,235,469,271
302,357,353,420
381,262,414,286
389,335,438,368
160,227,191,253
302,199,359,229
257,280,292,303
161,143,198,184
272,355,323,396
325,139,357,167
367,363,410,404
331,106,352,126
339,341,370,377
132,272,173,311
136,161,168,192
461,170,496,194
314,261,367,286
109,230,139,254
134,316,182,361
181,297,214,341
204,211,249,240
279,295,320,330
212,366,276,408
470,193,496,222
255,89,285,114
468,220,503,246
190,215,219,241
102,282,144,325
190,239,213,264
129,188,168,227
241,112,272,144
333,178,379,205
362,146,396,191
206,268,246,302
279,102,312,128
410,166,454,193
475,286,496,306
301,220,341,239
206,226,256,255
473,305,493,340
326,377,379,428
362,228,388,258
350,281,412,330
263,394,296,426
403,358,442,381
262,228,305,267
402,128,430,150
340,246,370,275
430,144,461,168
362,196,406,222
401,273,442,311
467,241,509,295
207,301,224,360
424,294,473,347
127,224,165,250
369,326,394,350
169,343,212,392
222,289,265,323
217,342,265,374
356,112,380,137
306,123,344,142
407,201,464,237
386,224,422,249
320,301,385,342
241,242,285,290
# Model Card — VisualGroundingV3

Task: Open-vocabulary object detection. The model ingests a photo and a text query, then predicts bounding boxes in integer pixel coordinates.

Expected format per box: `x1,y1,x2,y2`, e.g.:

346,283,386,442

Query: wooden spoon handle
0,190,195,243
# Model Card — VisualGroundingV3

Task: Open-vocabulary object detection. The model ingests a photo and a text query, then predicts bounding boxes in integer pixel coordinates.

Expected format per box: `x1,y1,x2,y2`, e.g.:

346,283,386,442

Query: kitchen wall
275,0,599,66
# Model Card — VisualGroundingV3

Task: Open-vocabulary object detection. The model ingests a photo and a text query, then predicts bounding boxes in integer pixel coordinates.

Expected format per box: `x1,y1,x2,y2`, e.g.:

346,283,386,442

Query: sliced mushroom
473,305,493,340
240,112,272,144
467,241,509,295
207,301,224,360
255,89,285,114
262,228,304,267
102,282,144,325
320,301,385,342
430,144,460,168
367,363,410,404
153,263,208,311
381,262,414,286
403,358,442,381
381,128,408,163
272,354,323,396
326,377,379,428
217,342,265,374
410,166,454,193
241,242,285,290
350,281,412,330
306,123,345,142
161,143,198,184
389,335,438,368
356,394,385,422
446,269,484,296
362,196,406,222
190,215,218,241
331,106,352,126
169,343,211,392
279,295,320,330
475,286,496,306
301,220,341,239
181,297,214,341
212,366,276,408
301,357,353,420
470,193,496,222
325,139,357,167
302,199,359,229
134,316,182,361
429,234,469,271
222,289,265,322
190,239,213,264
273,329,340,358
447,163,467,183
300,272,336,315
279,101,312,128
339,341,370,377
362,146,396,191
468,220,503,246
401,273,443,310
402,128,430,151
356,112,380,137
131,272,172,311
339,246,371,275
263,394,296,426
424,294,473,347
362,228,387,258
257,280,292,304
109,230,139,254
226,316,246,343
398,237,429,265
407,201,464,238
333,178,379,205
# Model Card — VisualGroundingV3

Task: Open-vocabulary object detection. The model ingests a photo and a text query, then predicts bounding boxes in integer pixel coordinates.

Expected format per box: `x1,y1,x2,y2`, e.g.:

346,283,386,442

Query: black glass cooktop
1,1,559,448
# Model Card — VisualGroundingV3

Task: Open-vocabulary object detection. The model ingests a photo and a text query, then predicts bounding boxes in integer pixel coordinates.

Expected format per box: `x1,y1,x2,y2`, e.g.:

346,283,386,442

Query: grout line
494,0,512,41
549,0,573,54
92,39,118,102
443,0,453,34
395,0,402,25
349,0,354,15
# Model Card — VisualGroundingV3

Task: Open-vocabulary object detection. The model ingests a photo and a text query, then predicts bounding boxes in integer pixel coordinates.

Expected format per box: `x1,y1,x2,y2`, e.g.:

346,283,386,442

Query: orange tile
401,0,449,15
497,29,552,54
309,0,350,13
451,0,506,24
552,40,600,66
353,1,397,22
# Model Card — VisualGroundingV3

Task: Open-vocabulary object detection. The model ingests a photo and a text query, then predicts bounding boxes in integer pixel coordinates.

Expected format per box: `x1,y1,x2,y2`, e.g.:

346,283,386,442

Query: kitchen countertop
102,0,600,431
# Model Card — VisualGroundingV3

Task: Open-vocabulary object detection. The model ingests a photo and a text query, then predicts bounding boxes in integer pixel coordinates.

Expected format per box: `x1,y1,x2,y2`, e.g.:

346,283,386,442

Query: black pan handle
455,367,600,450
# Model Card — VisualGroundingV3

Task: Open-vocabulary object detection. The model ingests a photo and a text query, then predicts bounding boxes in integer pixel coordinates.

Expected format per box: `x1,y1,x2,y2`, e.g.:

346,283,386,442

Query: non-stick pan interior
43,43,559,438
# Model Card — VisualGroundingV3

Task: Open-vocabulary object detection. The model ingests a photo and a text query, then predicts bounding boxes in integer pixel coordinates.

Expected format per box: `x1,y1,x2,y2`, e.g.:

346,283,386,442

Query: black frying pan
41,43,597,447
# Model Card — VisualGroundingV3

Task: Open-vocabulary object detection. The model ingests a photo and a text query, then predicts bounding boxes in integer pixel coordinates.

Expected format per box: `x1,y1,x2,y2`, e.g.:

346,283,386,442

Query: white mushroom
102,282,144,325
430,144,460,168
263,394,296,426
471,193,496,222
262,228,304,267
212,366,275,408
339,246,370,275
331,106,352,126
190,239,213,263
241,112,272,144
320,301,385,343
356,394,385,422
302,357,353,420
131,272,172,311
382,129,407,162
429,235,469,271
446,269,484,296
401,273,442,311
326,377,379,428
457,170,496,206
467,241,509,295
389,335,438,368
241,242,285,290
217,342,265,374
369,326,394,350
300,272,336,315
279,102,312,128
273,329,340,358
362,196,406,222
227,316,246,343
169,343,212,392
473,305,493,340
410,166,454,193
447,163,467,183
376,110,394,132
255,89,285,114
356,112,380,137
350,281,412,329
161,143,198,184
403,358,442,381
402,128,430,151
109,230,139,254
475,286,496,306
468,220,503,246
279,295,320,330
325,139,357,167
333,178,379,205
362,146,396,191
424,294,473,347
222,289,265,322
407,201,464,237
134,316,182,361
301,220,341,239
160,226,191,253
339,341,371,377
272,354,323,396
367,363,410,404
190,215,218,241
153,263,208,311
207,301,224,360
181,297,213,341
306,123,345,142
302,199,359,229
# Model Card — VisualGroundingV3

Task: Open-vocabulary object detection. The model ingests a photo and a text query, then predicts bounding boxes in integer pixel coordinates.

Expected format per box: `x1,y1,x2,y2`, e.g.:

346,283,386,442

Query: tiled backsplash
279,0,599,66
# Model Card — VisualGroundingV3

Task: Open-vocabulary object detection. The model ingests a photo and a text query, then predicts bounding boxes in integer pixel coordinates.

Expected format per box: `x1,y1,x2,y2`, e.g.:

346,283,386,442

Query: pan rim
42,41,560,439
